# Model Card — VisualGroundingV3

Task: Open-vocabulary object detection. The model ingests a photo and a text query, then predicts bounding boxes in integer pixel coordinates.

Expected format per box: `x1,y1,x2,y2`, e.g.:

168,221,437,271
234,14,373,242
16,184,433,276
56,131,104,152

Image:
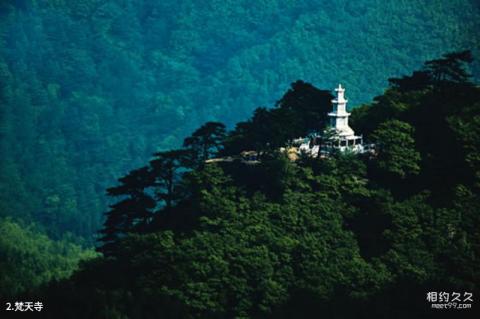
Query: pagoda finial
333,84,346,103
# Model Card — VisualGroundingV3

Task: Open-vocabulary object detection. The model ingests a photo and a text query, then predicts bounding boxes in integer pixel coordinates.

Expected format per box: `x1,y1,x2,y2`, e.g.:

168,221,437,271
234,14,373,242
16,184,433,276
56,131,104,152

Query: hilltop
19,51,479,319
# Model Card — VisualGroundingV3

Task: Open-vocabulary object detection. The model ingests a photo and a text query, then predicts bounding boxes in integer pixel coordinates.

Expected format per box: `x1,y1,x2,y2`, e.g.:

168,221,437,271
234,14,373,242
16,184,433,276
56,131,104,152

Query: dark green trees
84,159,389,318
99,127,219,254
183,122,226,162
99,166,155,255
1,0,480,242
43,52,480,318
371,120,420,178
0,218,96,297
223,81,333,156
275,80,334,135
150,150,191,208
425,50,474,84
388,50,474,90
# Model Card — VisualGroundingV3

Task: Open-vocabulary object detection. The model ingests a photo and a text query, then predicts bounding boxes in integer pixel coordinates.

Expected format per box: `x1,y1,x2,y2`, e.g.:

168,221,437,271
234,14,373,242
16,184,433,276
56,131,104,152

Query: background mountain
1,0,480,240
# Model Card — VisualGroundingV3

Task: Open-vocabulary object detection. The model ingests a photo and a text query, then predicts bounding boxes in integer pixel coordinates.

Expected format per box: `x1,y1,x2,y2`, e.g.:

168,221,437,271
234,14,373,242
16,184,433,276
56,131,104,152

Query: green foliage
448,102,480,187
224,81,333,155
275,80,333,135
388,50,474,90
1,0,480,314
57,163,389,318
150,150,191,208
99,166,156,255
0,218,97,297
184,122,226,163
58,52,479,318
425,50,474,84
1,0,480,240
371,119,421,178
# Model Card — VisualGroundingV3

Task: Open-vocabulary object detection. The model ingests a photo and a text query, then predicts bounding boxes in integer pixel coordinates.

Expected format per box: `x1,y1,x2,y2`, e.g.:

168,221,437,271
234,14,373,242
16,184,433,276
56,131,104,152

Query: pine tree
99,166,155,256
183,122,226,163
150,150,191,209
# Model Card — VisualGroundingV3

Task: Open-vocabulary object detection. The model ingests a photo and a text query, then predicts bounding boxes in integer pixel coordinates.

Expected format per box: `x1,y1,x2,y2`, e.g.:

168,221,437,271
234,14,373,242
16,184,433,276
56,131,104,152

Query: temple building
297,84,367,157
208,84,370,164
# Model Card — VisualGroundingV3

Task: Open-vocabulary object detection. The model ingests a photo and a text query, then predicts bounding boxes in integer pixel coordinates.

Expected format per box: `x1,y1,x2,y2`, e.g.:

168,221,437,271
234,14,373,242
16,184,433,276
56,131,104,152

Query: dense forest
1,0,480,242
5,50,477,318
1,1,480,317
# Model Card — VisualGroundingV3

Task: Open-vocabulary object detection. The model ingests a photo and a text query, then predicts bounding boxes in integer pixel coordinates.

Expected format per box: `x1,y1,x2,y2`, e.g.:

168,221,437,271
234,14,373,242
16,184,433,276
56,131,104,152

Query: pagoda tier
328,84,355,137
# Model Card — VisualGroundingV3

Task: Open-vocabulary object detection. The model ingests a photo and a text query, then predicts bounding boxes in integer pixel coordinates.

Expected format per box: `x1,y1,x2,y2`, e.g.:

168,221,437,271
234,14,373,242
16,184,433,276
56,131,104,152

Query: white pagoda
298,84,366,157
326,84,364,152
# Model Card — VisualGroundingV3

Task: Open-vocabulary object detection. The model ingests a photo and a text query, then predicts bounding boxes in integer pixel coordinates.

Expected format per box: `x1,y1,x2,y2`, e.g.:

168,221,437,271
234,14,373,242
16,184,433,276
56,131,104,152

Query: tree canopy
27,51,480,318
1,0,479,241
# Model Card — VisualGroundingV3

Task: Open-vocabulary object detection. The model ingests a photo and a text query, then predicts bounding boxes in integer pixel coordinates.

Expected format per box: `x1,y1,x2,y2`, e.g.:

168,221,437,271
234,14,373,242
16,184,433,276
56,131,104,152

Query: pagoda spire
332,83,348,114
328,84,354,136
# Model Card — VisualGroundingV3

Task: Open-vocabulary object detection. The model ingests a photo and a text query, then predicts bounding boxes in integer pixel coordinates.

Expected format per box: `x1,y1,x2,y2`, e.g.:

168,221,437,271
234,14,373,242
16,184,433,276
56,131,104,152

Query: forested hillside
15,50,477,319
0,217,96,298
1,0,480,240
